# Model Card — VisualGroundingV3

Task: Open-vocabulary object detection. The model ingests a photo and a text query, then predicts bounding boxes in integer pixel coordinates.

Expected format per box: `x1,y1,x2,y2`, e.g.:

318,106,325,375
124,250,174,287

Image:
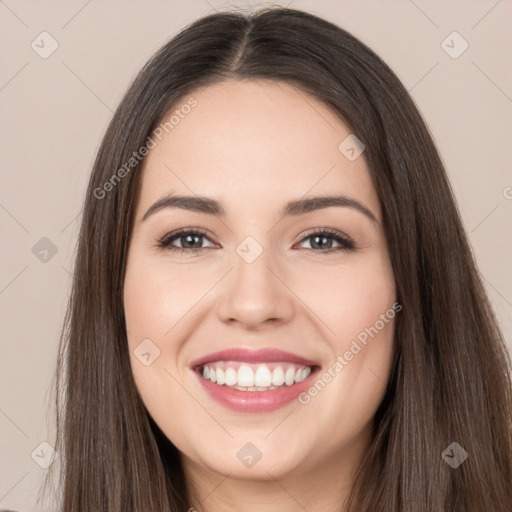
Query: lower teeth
227,384,281,392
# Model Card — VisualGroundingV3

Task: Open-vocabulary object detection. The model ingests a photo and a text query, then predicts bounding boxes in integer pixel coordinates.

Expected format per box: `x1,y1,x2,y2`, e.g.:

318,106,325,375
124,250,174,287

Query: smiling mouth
197,361,317,391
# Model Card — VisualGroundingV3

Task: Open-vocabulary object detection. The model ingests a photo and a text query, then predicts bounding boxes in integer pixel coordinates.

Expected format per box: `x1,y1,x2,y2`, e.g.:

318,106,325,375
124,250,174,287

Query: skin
123,79,397,512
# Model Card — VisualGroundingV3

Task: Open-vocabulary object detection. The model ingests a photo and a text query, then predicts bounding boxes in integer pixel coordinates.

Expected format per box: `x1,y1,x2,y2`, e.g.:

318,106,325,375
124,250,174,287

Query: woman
45,6,512,511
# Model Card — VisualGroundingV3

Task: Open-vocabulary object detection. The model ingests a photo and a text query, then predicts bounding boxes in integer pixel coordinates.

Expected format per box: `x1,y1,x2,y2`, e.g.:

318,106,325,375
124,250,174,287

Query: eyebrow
141,193,378,223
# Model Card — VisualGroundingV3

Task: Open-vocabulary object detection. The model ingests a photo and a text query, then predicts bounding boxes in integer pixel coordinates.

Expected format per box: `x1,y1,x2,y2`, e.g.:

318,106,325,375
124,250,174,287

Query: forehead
137,79,379,220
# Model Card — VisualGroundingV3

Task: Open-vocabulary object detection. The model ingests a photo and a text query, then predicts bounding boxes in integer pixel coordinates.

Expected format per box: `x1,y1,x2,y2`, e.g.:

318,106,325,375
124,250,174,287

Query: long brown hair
46,7,512,511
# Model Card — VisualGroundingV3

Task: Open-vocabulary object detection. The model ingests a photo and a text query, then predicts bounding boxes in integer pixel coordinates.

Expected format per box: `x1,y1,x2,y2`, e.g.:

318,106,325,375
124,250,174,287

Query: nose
216,243,295,330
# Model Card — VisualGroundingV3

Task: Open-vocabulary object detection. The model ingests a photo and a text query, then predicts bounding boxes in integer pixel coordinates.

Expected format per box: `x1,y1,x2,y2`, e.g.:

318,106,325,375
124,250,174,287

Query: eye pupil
311,235,333,250
182,234,201,248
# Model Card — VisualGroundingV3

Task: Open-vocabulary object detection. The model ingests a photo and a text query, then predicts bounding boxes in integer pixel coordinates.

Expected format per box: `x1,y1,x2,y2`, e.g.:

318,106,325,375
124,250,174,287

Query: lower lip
194,367,320,413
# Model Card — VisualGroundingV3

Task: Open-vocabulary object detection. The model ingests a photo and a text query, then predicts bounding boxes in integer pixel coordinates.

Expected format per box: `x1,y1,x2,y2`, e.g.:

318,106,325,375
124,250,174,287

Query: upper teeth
202,362,312,389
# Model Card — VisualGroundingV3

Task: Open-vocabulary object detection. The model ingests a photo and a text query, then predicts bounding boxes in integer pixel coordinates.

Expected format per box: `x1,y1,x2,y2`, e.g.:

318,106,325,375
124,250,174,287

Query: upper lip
190,348,320,368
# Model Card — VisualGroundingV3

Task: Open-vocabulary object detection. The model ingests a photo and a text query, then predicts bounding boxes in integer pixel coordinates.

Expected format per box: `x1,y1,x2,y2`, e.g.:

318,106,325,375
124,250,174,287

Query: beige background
1,0,511,510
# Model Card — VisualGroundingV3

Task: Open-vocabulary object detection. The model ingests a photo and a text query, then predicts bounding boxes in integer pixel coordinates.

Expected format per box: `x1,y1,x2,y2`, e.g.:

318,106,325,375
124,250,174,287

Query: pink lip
190,348,320,413
190,347,319,368
194,368,320,412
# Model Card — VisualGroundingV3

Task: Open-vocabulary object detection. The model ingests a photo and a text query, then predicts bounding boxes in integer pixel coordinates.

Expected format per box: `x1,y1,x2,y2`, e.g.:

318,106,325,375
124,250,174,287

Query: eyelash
155,227,356,255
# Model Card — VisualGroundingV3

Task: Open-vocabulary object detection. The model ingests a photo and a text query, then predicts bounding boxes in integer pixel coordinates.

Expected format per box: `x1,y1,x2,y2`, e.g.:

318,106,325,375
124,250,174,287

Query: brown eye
156,227,356,255
157,228,215,253
296,228,356,252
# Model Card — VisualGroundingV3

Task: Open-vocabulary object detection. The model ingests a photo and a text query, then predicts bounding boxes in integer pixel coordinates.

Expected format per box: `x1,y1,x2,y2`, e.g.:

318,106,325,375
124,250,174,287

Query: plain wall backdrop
1,0,511,510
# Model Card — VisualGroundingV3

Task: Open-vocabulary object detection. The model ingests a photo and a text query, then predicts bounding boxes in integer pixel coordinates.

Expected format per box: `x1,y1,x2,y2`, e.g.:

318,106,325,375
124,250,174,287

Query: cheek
297,251,396,346
295,253,396,415
123,253,219,421
123,262,192,441
332,270,395,345
123,255,211,342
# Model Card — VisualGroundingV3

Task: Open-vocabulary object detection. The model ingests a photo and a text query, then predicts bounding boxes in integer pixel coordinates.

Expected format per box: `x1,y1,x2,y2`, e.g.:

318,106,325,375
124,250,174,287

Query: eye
156,227,356,255
295,228,356,253
156,228,216,254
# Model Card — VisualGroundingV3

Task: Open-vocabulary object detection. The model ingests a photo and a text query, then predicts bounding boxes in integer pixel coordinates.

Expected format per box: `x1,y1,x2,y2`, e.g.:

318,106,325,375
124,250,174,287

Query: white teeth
202,362,314,390
225,367,237,386
272,366,285,386
216,368,225,385
285,367,295,386
295,367,311,383
237,365,254,387
254,364,272,387
231,384,280,391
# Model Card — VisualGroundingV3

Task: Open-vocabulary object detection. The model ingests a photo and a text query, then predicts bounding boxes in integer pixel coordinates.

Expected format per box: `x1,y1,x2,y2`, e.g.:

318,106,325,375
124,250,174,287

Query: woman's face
124,79,397,483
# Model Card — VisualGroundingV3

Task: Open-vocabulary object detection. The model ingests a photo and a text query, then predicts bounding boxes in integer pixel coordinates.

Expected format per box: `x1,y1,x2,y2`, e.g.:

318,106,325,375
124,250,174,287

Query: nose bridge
216,234,295,328
234,236,274,290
